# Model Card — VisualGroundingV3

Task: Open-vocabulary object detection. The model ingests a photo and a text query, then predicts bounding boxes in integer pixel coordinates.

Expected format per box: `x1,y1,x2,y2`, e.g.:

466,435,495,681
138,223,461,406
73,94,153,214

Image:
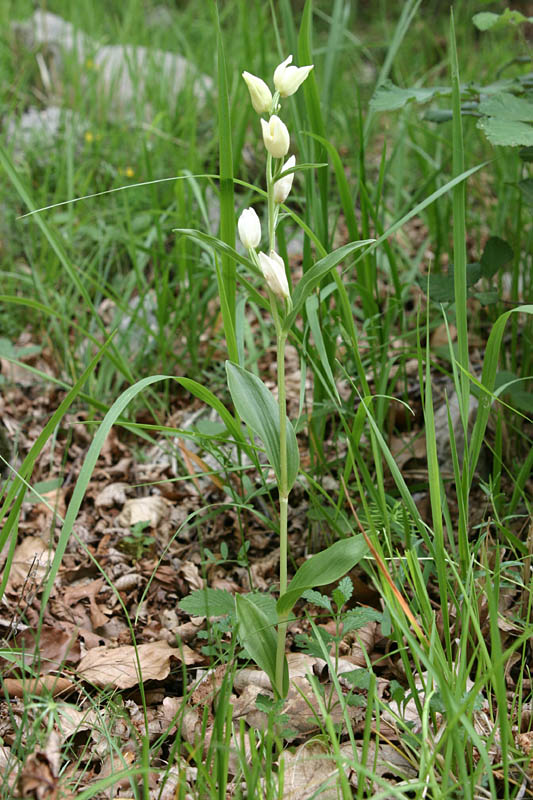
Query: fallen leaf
117,496,169,528
77,640,200,689
3,676,74,698
7,537,53,590
390,431,426,469
94,481,131,508
13,626,80,673
431,322,457,348
281,741,339,800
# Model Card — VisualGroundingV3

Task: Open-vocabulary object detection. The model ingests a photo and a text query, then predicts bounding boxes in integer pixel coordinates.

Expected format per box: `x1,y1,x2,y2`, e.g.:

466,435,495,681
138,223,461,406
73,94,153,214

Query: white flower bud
274,155,296,204
258,250,290,300
260,115,290,159
242,71,273,114
274,55,314,98
238,207,261,250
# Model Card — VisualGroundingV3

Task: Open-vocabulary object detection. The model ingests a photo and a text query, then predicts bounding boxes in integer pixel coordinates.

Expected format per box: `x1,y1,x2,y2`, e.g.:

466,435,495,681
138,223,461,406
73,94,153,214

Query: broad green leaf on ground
477,117,533,148
236,593,288,696
473,10,533,31
480,236,513,278
277,535,367,616
370,80,450,112
179,589,236,618
420,237,512,302
225,361,299,491
478,93,533,123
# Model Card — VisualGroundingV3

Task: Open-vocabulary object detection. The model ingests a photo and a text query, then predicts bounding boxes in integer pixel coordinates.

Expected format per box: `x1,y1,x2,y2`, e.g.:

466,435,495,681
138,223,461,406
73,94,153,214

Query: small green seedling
121,519,155,561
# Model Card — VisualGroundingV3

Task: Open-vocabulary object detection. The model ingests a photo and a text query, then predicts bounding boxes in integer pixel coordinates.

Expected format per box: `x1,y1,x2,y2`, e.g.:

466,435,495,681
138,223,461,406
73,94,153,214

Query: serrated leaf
479,93,533,123
225,361,299,491
337,575,354,604
236,593,288,697
277,535,367,617
480,236,513,278
473,9,533,31
370,80,450,112
477,117,533,148
301,589,332,612
342,668,372,690
342,608,383,634
179,588,236,618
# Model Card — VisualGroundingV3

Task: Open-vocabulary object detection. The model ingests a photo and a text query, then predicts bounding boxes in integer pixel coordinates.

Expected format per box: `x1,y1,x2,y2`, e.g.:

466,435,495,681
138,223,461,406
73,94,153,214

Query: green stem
274,327,289,696
267,152,276,251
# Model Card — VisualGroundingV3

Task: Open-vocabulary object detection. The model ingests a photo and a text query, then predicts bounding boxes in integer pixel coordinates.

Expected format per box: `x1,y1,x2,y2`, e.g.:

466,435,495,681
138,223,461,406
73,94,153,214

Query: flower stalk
238,54,313,698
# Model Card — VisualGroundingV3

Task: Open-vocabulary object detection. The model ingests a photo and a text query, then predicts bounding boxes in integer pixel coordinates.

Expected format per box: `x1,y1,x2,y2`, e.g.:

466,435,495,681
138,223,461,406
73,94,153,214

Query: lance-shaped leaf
236,593,288,696
226,362,299,491
284,240,374,330
277,535,367,617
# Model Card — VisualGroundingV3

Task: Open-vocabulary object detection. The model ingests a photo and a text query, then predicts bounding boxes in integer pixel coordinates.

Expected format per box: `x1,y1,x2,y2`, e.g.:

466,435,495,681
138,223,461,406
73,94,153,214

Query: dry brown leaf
34,487,67,519
431,322,457,348
17,731,65,800
342,740,417,785
3,676,74,698
7,537,53,590
281,741,339,800
63,579,109,629
77,640,200,689
390,431,426,469
13,626,80,673
178,561,203,591
94,481,131,508
117,496,169,528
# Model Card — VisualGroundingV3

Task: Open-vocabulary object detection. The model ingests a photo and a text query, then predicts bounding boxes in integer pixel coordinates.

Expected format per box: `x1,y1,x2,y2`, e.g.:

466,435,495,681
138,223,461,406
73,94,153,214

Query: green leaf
342,608,383,634
518,178,533,206
479,93,533,123
225,362,299,491
370,80,450,112
174,229,259,276
236,594,288,696
519,147,533,163
301,589,332,612
179,589,236,618
477,117,533,148
175,377,245,445
480,236,513,278
286,240,373,330
277,535,367,616
473,10,533,31
419,263,482,303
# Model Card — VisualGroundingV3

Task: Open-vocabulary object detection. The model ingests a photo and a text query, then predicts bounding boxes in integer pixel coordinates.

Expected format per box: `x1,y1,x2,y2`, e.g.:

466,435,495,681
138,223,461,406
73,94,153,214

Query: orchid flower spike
260,115,290,159
258,250,290,300
274,155,296,204
237,207,261,250
273,55,314,97
242,71,273,114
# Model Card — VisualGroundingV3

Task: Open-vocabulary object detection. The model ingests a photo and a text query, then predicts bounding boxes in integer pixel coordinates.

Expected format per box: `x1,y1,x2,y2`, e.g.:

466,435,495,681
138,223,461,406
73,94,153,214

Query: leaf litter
1,317,532,797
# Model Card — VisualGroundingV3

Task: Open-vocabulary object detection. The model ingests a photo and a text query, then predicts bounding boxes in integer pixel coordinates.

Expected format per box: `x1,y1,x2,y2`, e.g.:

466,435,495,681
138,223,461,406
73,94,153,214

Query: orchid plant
179,55,373,698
